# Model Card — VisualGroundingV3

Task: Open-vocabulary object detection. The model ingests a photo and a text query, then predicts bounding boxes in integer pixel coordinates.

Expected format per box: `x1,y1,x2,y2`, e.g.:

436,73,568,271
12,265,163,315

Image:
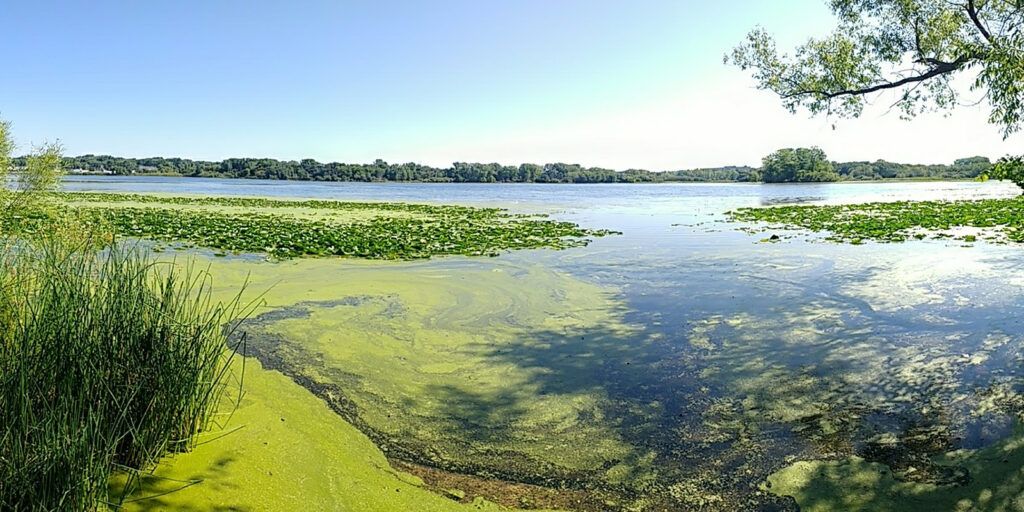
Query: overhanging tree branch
967,0,995,42
781,54,974,99
730,0,1022,136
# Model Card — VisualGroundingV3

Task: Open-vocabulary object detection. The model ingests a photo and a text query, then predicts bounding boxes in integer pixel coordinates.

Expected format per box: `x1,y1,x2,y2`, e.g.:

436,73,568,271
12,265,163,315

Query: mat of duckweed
122,249,1024,511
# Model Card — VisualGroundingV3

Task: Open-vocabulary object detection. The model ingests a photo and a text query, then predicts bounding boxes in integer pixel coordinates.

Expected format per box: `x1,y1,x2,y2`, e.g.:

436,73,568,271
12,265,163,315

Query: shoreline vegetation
63,173,990,185
0,119,252,512
38,152,996,183
0,241,249,510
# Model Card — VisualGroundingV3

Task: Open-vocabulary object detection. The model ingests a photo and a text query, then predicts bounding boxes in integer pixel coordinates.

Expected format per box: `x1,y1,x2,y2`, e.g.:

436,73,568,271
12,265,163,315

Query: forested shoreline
17,154,994,183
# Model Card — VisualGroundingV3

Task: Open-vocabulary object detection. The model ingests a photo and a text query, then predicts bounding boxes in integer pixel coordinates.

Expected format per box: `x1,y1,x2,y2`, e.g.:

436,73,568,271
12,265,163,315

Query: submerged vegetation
729,197,1024,245
10,192,618,259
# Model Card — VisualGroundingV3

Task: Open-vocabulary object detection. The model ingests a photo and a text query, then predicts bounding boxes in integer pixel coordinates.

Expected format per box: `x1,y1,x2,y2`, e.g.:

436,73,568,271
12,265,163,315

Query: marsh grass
0,238,249,511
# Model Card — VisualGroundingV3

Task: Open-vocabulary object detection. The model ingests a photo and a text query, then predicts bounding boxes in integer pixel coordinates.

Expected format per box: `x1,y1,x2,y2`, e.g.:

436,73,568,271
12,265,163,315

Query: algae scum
215,248,1024,511
79,184,1024,511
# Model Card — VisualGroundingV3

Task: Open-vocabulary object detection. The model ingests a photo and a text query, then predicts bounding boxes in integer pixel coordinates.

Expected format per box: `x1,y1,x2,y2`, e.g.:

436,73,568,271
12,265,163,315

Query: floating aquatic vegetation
12,192,618,259
728,197,1024,245
58,191,514,214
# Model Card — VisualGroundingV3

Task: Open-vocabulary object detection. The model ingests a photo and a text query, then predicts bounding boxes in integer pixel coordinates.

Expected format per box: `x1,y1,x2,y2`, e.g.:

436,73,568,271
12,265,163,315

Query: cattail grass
0,238,247,511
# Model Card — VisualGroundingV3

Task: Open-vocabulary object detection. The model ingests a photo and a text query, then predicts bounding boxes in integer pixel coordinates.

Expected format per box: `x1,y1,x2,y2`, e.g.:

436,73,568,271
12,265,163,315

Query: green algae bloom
208,257,652,488
113,255,655,510
114,357,530,512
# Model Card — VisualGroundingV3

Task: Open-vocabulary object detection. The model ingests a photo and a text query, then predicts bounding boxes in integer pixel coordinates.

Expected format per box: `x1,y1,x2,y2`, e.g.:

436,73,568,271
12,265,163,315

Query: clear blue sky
2,1,1015,169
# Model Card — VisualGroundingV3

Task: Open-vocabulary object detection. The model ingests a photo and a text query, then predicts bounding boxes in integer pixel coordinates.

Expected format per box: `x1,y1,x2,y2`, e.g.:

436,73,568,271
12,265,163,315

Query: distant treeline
835,156,993,181
38,155,760,183
14,154,994,183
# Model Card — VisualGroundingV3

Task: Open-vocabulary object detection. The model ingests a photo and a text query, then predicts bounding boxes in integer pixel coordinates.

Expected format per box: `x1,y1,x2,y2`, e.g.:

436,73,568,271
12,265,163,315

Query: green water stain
119,245,1024,510
210,256,649,483
113,358,529,512
123,255,661,509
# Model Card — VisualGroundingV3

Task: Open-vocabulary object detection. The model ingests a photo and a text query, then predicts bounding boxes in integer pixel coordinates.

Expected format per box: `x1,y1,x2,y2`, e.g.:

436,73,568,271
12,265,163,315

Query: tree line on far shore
760,148,994,183
15,151,994,184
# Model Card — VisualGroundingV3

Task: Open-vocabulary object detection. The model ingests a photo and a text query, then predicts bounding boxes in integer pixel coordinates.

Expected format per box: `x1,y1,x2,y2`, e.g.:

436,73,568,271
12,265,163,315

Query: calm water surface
66,176,1024,507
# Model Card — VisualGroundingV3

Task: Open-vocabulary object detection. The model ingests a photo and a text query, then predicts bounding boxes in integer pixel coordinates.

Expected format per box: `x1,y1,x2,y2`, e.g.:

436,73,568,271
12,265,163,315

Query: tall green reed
0,237,247,511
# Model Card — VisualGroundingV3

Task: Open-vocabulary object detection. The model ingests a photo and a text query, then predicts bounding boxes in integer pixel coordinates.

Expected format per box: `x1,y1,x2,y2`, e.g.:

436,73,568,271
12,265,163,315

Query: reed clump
0,238,246,511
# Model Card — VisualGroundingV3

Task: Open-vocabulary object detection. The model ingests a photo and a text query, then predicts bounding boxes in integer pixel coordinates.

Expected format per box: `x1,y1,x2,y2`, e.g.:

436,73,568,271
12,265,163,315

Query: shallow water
72,177,1024,509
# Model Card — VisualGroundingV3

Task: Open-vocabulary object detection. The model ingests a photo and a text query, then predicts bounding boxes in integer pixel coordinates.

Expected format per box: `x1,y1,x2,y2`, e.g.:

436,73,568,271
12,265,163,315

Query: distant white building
68,168,113,175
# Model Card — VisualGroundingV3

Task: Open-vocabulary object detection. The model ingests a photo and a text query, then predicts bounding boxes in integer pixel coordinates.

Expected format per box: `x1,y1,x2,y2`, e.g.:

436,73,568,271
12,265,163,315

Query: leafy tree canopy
728,0,1023,137
761,147,841,183
0,118,63,222
983,154,1024,191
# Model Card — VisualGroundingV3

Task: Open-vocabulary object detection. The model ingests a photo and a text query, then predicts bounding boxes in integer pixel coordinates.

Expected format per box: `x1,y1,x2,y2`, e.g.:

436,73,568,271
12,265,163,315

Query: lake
67,176,1024,510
